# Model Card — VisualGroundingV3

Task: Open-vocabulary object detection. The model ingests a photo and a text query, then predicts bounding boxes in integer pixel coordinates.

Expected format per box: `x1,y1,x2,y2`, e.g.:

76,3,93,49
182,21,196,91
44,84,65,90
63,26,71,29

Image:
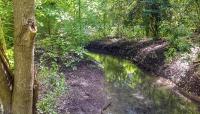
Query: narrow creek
86,52,199,114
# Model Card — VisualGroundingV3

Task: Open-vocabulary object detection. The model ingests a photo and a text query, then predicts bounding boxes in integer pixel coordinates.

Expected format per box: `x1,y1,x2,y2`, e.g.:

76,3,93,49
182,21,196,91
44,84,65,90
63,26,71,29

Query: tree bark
0,17,12,114
12,0,37,114
0,57,12,114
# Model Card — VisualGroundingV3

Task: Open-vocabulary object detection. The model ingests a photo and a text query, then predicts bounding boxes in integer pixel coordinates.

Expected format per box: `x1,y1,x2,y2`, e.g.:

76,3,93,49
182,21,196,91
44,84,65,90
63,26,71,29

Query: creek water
86,52,199,114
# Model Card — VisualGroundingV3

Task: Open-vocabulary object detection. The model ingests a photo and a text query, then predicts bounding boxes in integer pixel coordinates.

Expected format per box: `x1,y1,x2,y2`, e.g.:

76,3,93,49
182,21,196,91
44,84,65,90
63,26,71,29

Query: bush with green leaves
0,0,13,48
37,64,67,114
165,25,192,61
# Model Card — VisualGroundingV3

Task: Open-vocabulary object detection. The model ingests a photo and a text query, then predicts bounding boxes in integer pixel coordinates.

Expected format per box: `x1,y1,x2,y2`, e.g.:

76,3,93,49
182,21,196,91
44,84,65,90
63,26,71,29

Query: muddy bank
35,48,108,114
86,38,200,102
36,46,200,113
56,60,108,114
86,39,168,73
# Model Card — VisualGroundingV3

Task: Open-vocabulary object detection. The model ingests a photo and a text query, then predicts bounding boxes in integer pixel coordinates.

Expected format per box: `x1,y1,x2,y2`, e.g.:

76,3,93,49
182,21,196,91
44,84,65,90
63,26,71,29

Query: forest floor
55,60,108,114
36,52,108,114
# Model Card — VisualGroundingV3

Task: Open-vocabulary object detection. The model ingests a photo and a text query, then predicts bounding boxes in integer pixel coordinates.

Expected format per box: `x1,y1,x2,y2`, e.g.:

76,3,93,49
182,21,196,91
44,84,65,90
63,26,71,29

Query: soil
35,49,109,114
56,60,107,114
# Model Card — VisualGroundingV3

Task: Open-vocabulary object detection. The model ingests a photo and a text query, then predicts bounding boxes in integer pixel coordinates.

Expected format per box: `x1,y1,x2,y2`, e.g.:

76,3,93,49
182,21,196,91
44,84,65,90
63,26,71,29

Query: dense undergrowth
36,65,67,114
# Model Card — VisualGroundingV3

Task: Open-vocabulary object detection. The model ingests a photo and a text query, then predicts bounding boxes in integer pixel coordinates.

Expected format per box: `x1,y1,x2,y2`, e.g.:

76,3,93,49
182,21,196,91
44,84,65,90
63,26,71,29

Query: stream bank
86,38,200,103
36,38,200,114
56,53,199,114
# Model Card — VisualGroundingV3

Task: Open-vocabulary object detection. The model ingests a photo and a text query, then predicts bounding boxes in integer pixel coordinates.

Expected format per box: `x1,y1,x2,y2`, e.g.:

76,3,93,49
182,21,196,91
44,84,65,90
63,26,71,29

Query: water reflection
86,52,199,114
87,52,142,88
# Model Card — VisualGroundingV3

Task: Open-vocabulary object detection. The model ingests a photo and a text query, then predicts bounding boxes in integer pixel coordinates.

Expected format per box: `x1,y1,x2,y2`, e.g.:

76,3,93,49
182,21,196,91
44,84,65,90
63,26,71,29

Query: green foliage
0,18,6,50
126,0,171,39
165,25,192,61
0,0,13,48
37,36,84,69
37,64,67,114
35,1,87,67
170,25,191,50
34,0,197,63
185,0,200,29
5,48,14,69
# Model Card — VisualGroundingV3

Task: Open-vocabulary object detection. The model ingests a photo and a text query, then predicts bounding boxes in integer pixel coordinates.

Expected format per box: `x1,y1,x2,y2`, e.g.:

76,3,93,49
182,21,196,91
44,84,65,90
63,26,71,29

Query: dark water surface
86,52,199,114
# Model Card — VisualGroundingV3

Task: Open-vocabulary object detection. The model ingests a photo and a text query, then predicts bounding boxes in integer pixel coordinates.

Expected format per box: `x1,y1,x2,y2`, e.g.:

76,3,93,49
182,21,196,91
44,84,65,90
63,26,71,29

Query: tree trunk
0,56,12,114
12,0,37,114
0,1,37,114
0,17,12,114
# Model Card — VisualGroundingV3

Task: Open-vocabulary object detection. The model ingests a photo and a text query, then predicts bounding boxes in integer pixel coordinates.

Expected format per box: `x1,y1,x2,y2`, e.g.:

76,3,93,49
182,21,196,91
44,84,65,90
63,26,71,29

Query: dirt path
56,60,107,114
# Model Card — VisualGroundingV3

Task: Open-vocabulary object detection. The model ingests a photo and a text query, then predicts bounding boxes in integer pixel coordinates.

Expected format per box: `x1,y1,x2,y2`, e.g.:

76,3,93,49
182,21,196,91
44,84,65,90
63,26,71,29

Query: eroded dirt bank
86,38,200,103
36,45,200,113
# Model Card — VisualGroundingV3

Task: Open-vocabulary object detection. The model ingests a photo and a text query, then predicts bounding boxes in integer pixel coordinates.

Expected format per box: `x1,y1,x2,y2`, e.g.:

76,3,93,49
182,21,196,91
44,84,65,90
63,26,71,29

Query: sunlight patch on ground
154,77,176,89
168,46,200,83
132,92,145,100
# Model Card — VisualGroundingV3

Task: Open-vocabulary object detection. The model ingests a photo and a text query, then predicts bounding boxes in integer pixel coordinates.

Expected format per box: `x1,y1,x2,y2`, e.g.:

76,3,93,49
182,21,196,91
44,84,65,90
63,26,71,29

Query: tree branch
0,47,14,86
0,50,12,113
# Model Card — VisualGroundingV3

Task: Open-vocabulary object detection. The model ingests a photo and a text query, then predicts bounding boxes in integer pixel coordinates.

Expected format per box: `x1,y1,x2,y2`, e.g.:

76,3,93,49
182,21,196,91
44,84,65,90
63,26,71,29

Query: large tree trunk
12,0,37,114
